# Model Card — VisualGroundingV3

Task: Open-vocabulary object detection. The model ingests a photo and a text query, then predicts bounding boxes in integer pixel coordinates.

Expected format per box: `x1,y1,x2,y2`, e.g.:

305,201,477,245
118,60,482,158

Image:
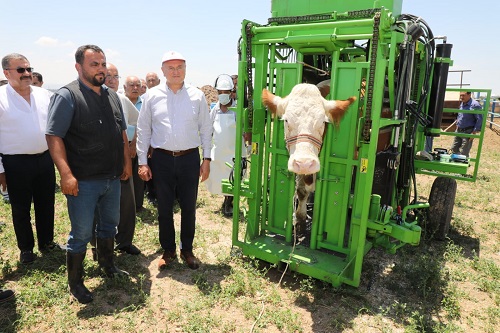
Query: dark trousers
2,151,55,251
115,175,136,249
451,126,474,157
131,155,144,210
151,149,199,252
145,156,156,201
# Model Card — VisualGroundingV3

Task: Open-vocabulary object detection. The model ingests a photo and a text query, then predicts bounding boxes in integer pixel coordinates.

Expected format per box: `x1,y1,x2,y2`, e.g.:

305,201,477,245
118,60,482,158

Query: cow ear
323,96,357,125
262,89,285,117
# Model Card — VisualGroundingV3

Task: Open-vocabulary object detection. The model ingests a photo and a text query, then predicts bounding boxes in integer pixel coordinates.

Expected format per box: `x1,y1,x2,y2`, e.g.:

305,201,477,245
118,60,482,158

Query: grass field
0,126,499,333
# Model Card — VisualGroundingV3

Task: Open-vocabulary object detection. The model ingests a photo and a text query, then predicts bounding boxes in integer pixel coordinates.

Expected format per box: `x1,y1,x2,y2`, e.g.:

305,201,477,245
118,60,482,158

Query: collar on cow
285,134,322,151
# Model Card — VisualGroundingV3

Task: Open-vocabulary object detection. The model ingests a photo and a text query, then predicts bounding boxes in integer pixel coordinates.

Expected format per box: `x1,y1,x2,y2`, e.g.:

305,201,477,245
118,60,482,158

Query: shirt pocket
77,143,105,155
79,118,103,136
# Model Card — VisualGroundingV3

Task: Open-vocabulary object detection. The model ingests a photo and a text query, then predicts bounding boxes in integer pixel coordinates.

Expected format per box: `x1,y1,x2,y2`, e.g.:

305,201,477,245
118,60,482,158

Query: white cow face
262,83,356,175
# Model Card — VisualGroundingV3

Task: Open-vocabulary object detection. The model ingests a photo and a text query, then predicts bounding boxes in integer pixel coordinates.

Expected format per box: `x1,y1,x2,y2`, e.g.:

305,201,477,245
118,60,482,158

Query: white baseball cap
161,51,185,63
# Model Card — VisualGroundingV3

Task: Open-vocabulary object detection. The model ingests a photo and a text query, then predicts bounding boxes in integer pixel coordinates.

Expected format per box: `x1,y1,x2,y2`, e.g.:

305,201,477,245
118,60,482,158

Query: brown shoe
158,250,177,270
180,250,200,270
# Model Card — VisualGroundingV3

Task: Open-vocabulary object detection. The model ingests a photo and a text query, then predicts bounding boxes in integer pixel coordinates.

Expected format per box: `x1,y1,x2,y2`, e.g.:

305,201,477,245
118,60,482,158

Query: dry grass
0,125,499,333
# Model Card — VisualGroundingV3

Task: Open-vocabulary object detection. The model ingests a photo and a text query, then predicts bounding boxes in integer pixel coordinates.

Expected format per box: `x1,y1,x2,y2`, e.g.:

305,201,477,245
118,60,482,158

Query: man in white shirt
123,76,145,211
137,51,212,270
145,72,160,89
143,73,159,206
0,53,57,264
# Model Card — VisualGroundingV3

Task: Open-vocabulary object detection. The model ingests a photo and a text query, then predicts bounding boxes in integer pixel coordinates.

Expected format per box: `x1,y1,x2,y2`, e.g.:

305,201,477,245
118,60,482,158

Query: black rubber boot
0,289,16,303
223,196,233,217
96,238,129,278
67,252,93,304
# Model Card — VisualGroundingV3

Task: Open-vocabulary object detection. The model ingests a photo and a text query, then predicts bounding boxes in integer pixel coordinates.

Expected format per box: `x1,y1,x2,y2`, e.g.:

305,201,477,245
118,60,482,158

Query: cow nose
290,158,319,175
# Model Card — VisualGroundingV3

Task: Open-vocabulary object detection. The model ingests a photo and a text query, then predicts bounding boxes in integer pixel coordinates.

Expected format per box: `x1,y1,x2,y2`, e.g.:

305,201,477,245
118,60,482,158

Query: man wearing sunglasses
0,53,58,264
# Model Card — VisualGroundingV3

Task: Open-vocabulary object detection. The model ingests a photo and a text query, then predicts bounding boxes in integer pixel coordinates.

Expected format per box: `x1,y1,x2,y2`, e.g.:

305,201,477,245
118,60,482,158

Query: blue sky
1,0,498,95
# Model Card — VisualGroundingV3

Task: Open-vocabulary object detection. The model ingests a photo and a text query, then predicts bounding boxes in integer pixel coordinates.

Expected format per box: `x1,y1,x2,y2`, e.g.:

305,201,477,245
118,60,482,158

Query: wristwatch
203,157,211,161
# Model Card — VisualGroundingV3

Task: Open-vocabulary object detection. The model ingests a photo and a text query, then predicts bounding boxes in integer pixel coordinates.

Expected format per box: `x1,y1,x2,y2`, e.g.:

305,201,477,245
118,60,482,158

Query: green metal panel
231,2,488,288
313,64,364,254
265,63,300,236
414,87,491,181
271,0,403,17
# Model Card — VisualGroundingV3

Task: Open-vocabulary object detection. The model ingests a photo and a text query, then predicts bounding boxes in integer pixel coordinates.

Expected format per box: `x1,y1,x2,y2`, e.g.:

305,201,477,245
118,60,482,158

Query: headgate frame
223,0,491,287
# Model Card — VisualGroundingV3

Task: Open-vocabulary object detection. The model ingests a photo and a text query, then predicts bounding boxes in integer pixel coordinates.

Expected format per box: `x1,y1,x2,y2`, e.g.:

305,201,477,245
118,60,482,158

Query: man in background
31,72,44,87
140,79,147,95
123,76,145,211
103,65,141,255
450,91,483,157
145,72,160,89
230,74,238,101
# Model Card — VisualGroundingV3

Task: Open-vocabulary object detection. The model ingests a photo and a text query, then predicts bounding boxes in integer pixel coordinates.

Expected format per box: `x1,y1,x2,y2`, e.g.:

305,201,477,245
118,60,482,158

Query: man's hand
200,159,210,182
61,174,79,196
129,141,137,158
138,165,152,182
121,131,132,180
0,173,7,192
120,161,132,180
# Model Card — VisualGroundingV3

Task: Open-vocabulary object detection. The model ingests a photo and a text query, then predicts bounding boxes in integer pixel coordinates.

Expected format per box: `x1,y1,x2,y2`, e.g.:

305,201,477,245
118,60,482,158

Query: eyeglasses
105,75,120,80
6,67,34,74
165,65,185,72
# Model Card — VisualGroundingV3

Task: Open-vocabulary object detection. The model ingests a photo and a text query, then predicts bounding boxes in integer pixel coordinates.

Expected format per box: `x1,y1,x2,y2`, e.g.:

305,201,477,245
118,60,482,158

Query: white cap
161,51,185,63
214,74,234,90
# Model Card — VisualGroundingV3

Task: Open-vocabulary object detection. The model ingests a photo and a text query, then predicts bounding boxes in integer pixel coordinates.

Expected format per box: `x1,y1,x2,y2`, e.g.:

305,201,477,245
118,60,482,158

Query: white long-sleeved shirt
136,83,212,165
0,84,53,173
118,93,139,141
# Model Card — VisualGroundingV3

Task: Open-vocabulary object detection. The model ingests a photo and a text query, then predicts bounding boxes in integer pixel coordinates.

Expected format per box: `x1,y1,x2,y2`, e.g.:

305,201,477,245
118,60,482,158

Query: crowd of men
0,44,484,306
0,45,240,304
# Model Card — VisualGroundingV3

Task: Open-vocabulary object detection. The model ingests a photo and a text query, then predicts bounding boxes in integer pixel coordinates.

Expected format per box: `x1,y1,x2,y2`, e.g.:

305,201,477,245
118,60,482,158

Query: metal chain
245,22,254,129
363,11,381,142
268,14,332,25
268,9,380,25
348,9,380,19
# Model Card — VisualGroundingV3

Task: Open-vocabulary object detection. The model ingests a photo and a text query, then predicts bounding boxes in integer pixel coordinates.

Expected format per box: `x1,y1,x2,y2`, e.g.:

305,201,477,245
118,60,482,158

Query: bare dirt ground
1,120,499,333
134,121,500,332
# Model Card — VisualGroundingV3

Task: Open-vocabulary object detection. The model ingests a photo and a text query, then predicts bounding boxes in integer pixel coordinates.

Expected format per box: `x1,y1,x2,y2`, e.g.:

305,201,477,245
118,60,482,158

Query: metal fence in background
482,99,500,129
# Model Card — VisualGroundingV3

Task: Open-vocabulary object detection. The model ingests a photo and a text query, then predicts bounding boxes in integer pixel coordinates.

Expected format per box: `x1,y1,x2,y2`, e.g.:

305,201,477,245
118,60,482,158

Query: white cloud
62,41,75,48
35,36,59,46
35,36,75,48
104,48,120,59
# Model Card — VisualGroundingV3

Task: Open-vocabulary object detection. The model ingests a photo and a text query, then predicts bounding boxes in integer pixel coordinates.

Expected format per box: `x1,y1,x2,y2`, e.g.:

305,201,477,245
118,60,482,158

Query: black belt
155,147,198,157
458,126,474,132
0,150,48,157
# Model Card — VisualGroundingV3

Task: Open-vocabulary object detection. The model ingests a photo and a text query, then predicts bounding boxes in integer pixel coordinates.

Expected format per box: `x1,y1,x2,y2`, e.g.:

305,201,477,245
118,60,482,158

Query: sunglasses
6,67,34,74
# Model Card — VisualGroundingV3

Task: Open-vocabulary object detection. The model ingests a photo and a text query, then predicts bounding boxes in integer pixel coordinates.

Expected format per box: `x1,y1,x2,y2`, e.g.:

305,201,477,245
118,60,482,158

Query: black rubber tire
428,176,457,240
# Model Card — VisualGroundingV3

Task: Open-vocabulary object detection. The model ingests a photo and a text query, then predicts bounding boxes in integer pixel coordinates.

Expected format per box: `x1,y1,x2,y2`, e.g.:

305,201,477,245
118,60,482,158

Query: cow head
262,83,356,175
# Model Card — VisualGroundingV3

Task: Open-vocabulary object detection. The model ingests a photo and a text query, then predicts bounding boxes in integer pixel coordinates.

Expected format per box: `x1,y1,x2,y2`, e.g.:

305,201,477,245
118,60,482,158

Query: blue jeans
66,179,120,254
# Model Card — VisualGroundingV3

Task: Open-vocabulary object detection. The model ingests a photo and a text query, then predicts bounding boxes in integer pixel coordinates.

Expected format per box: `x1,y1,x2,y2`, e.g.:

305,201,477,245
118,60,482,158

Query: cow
262,83,356,235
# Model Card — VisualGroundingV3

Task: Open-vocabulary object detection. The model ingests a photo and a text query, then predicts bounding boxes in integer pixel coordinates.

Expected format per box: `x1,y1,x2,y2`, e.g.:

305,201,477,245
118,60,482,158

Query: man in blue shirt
450,92,483,157
46,45,131,304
